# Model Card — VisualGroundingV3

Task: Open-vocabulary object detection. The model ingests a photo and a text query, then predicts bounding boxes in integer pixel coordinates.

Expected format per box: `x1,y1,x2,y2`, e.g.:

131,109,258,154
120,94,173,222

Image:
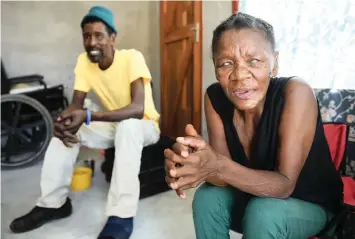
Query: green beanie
81,6,117,33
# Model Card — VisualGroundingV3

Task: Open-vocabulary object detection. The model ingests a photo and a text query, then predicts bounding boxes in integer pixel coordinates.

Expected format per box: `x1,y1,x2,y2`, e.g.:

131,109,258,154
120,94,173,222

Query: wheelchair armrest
9,74,47,88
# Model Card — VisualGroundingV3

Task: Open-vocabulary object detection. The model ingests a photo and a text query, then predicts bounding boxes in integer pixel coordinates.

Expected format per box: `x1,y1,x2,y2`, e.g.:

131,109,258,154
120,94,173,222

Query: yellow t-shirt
73,49,160,131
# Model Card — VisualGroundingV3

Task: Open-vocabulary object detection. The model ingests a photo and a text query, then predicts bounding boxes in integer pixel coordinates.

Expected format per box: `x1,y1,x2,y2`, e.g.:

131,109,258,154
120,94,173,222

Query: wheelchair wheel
1,94,53,168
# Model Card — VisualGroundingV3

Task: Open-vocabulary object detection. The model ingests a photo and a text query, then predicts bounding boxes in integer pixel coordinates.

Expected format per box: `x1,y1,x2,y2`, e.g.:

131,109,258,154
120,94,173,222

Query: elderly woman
164,12,343,239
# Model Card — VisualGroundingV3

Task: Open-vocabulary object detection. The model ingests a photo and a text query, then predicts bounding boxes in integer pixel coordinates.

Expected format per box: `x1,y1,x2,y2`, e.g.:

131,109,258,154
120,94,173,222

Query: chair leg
316,207,349,237
337,206,355,239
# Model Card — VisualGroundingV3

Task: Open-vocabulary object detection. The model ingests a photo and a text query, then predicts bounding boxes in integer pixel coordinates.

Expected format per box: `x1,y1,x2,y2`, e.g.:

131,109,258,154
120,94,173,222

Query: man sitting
9,6,160,239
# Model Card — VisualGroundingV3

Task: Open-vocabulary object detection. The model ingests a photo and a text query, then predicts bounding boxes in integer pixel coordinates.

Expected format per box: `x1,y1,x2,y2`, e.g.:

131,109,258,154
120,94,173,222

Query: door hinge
191,23,200,43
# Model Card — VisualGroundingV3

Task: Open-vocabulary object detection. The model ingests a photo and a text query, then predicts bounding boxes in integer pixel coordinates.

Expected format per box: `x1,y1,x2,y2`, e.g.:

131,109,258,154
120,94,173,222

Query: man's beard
86,48,104,63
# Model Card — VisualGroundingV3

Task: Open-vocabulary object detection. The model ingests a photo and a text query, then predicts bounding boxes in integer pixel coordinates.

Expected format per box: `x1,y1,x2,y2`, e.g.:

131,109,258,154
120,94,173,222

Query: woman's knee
243,197,286,238
192,183,235,221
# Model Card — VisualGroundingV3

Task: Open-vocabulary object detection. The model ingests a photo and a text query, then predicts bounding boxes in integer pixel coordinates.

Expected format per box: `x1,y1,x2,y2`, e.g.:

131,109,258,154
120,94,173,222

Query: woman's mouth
232,89,255,100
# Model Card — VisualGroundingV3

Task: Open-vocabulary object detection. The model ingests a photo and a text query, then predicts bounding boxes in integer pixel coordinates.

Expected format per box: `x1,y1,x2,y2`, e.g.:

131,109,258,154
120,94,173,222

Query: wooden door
160,1,202,138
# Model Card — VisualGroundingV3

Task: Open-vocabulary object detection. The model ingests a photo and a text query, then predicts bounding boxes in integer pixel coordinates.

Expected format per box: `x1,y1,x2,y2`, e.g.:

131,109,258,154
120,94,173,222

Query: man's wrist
90,111,102,122
84,109,91,125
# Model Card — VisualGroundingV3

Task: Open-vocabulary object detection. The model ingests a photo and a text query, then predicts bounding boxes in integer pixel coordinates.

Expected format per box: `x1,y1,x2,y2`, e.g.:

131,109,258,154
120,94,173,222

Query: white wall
201,1,232,140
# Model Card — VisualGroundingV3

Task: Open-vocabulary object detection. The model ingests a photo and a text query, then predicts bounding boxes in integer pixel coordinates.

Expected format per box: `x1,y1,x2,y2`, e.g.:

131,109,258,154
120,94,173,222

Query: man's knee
116,119,141,133
48,136,76,149
114,119,146,146
243,197,286,238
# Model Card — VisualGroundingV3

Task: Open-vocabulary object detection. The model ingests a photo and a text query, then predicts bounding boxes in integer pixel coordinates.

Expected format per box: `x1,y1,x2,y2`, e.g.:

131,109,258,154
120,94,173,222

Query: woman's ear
271,51,279,77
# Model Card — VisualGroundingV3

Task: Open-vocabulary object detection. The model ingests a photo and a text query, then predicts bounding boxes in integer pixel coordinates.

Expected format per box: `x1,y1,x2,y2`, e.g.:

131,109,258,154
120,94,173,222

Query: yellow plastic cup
70,167,93,191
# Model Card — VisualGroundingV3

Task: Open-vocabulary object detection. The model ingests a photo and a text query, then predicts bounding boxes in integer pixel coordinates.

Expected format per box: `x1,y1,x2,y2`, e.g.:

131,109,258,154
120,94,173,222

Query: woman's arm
204,92,231,187
216,78,318,198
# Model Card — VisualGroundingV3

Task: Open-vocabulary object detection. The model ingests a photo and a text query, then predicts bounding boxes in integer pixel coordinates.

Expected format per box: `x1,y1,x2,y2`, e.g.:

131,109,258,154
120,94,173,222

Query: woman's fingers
165,157,176,171
176,136,206,149
165,157,187,199
172,142,190,158
165,174,175,185
170,176,203,191
165,175,186,199
169,164,196,178
177,190,186,198
164,148,184,165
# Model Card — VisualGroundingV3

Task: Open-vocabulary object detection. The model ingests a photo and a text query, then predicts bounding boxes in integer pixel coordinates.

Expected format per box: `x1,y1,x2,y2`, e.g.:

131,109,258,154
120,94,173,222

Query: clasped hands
53,108,87,147
164,124,220,198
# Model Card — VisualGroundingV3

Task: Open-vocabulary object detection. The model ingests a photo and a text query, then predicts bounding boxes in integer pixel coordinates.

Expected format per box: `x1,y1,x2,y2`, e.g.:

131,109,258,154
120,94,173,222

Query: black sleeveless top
207,77,343,214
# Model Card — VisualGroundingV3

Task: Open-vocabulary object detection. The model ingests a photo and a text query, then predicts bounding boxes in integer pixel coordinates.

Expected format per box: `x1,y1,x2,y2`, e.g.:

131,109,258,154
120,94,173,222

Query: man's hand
60,109,87,134
53,106,84,147
53,120,79,147
165,124,220,195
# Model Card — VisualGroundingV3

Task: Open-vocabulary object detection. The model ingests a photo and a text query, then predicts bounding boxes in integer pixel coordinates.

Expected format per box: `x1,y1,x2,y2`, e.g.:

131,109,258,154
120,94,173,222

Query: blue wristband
85,109,91,125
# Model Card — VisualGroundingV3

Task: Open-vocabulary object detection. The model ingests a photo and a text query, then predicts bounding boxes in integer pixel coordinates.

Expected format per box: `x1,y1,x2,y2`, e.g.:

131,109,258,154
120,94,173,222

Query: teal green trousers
192,183,330,239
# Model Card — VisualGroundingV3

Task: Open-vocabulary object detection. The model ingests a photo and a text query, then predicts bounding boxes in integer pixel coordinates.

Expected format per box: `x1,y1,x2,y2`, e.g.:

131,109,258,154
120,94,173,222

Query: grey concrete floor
1,151,242,239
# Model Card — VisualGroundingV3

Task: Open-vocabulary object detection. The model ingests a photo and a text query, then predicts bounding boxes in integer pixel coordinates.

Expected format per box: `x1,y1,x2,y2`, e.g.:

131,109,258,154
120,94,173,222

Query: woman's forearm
205,176,228,187
216,155,294,198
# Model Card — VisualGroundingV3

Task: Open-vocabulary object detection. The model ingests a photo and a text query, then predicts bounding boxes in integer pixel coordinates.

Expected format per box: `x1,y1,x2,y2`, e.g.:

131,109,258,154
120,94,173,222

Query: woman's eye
250,59,260,66
219,62,232,68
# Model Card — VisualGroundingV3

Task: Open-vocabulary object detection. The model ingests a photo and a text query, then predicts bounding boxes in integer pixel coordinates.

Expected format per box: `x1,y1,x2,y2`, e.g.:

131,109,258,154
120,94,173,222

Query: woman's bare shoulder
280,76,318,128
284,77,314,96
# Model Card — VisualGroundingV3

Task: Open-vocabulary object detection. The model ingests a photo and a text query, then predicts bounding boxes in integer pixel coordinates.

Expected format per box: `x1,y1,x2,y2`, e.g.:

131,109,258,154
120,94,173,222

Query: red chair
312,122,355,239
323,123,348,173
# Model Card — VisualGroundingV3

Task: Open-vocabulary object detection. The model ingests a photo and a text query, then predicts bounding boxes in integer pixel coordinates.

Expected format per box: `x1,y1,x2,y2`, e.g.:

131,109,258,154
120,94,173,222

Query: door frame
159,1,203,135
232,0,240,13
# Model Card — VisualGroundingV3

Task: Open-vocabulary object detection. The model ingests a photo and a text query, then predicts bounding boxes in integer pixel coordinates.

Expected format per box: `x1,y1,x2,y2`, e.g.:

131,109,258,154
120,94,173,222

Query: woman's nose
230,64,249,81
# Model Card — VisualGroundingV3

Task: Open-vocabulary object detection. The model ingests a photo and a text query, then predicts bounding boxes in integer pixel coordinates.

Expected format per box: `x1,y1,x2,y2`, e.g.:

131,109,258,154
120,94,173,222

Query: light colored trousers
36,118,160,218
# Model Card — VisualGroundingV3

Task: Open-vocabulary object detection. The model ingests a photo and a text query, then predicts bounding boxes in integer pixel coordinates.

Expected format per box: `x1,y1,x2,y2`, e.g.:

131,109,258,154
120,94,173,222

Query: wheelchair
1,61,69,168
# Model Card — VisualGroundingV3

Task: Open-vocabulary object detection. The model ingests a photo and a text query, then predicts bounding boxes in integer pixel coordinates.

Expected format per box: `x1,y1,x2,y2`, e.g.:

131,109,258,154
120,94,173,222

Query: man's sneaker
9,198,72,233
97,216,133,239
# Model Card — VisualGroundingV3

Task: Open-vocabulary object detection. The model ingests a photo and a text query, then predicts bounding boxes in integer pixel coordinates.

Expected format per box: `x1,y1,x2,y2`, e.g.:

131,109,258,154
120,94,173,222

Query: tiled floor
1,155,242,239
